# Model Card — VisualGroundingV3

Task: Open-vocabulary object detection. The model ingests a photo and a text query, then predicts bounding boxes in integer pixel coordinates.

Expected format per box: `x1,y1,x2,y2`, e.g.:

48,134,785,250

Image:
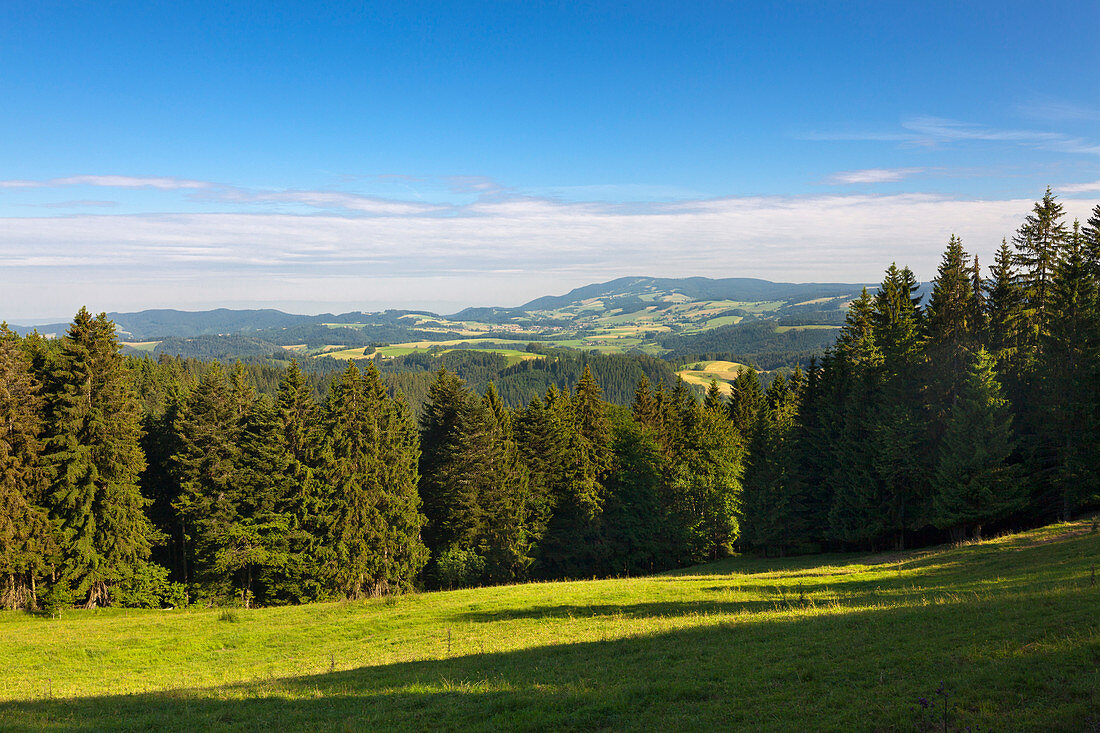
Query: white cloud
1060,180,1100,194
0,175,212,190
806,116,1100,156
200,187,445,215
825,168,925,185
3,192,1098,315
1016,98,1100,123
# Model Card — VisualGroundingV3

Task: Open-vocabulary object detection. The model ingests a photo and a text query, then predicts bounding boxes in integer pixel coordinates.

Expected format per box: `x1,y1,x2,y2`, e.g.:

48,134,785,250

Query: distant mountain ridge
9,275,873,340
517,276,867,311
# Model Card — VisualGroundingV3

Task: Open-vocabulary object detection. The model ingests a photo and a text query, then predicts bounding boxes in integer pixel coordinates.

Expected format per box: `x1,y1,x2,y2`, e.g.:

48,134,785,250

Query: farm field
676,359,753,394
3,519,1097,731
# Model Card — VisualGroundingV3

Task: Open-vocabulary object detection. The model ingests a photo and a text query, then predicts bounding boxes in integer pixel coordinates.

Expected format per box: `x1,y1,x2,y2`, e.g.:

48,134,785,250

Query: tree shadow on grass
3,585,1098,733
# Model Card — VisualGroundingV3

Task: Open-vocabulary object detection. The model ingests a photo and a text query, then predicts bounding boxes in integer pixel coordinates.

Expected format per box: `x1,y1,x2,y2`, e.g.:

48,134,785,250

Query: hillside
3,519,1097,731
8,276,866,373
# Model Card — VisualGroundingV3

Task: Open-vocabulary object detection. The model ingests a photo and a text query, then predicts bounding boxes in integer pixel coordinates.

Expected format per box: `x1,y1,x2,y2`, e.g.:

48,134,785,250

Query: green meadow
3,519,1098,730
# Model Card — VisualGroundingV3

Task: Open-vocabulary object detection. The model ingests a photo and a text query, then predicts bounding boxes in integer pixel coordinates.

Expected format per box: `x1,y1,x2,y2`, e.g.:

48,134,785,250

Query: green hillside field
2,519,1097,731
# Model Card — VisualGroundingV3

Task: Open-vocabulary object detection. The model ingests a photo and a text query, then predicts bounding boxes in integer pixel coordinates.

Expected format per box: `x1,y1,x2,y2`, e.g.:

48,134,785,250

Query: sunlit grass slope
3,520,1099,731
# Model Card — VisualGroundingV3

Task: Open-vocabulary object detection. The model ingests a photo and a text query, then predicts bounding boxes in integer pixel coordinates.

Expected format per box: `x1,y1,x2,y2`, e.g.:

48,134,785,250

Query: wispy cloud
4,192,1096,274
1060,180,1100,194
38,199,118,209
4,170,1099,317
825,168,925,185
0,175,211,190
1016,97,1100,123
443,175,507,194
806,116,1100,156
197,187,445,215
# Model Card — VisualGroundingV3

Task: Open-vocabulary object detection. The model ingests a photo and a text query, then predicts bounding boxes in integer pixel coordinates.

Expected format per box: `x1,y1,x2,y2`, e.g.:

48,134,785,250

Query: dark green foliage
1037,222,1100,520
0,325,54,609
930,349,1023,540
660,320,840,369
741,373,803,556
985,239,1027,374
42,309,157,607
1013,186,1069,341
727,367,764,437
268,360,331,603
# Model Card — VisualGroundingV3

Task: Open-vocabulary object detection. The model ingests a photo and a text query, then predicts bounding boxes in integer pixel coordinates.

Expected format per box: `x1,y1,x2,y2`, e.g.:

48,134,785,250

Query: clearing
2,520,1097,730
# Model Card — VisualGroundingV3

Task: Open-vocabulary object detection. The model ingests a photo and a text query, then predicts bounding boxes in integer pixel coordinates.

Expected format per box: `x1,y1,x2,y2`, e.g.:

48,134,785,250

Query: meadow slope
2,520,1098,731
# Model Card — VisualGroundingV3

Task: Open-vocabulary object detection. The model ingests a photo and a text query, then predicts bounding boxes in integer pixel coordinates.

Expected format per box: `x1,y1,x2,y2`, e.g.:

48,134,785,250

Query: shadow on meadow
3,581,1098,732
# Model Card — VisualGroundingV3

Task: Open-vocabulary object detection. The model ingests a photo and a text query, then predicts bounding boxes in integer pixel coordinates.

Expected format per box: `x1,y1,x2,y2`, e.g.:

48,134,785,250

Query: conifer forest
3,190,1099,611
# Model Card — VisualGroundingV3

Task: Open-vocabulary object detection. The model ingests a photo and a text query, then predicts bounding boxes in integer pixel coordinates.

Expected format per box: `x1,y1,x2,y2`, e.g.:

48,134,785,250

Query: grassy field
677,360,753,394
119,341,160,352
3,520,1098,731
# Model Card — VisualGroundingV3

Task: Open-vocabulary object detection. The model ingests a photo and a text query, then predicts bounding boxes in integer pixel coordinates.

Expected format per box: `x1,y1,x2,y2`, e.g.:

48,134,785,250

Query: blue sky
2,1,1099,319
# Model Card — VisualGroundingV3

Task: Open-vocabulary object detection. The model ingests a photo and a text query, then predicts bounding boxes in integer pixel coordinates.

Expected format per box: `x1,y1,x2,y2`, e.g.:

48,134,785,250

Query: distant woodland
2,189,1098,610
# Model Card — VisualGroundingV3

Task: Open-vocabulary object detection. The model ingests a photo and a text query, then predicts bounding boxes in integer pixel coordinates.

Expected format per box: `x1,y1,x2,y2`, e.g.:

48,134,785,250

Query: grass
3,520,1099,731
119,341,160,352
677,360,753,394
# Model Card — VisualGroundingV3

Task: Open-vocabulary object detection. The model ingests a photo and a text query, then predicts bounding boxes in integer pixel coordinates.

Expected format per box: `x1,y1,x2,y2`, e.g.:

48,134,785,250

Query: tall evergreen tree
418,368,478,557
931,349,1022,540
741,373,803,556
1038,221,1100,520
925,237,980,445
1013,186,1069,342
986,239,1027,374
0,325,54,609
727,368,764,438
42,309,156,607
363,362,428,592
269,359,330,602
171,363,242,595
1083,203,1100,268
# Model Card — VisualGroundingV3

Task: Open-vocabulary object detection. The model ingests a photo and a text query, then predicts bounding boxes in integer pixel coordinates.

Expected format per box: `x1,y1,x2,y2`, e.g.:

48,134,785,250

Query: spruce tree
1083,203,1100,268
364,362,427,592
1038,221,1100,520
418,368,478,557
323,361,385,598
0,325,54,609
170,363,241,596
743,372,805,554
727,368,764,438
42,309,156,607
1013,187,1069,342
931,349,1022,540
925,236,978,366
232,398,296,605
986,239,1027,374
630,376,659,429
474,383,534,582
925,237,980,445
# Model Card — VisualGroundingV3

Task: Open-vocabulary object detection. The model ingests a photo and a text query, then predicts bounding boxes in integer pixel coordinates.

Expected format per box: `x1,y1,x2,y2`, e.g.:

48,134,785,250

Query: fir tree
741,372,803,556
931,349,1022,540
1038,221,1100,520
727,368,764,438
1083,203,1100,268
171,363,241,595
1013,186,1069,342
364,363,427,592
0,325,54,609
418,368,478,557
42,309,156,607
630,376,659,429
270,359,330,602
323,361,386,598
986,239,1027,372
